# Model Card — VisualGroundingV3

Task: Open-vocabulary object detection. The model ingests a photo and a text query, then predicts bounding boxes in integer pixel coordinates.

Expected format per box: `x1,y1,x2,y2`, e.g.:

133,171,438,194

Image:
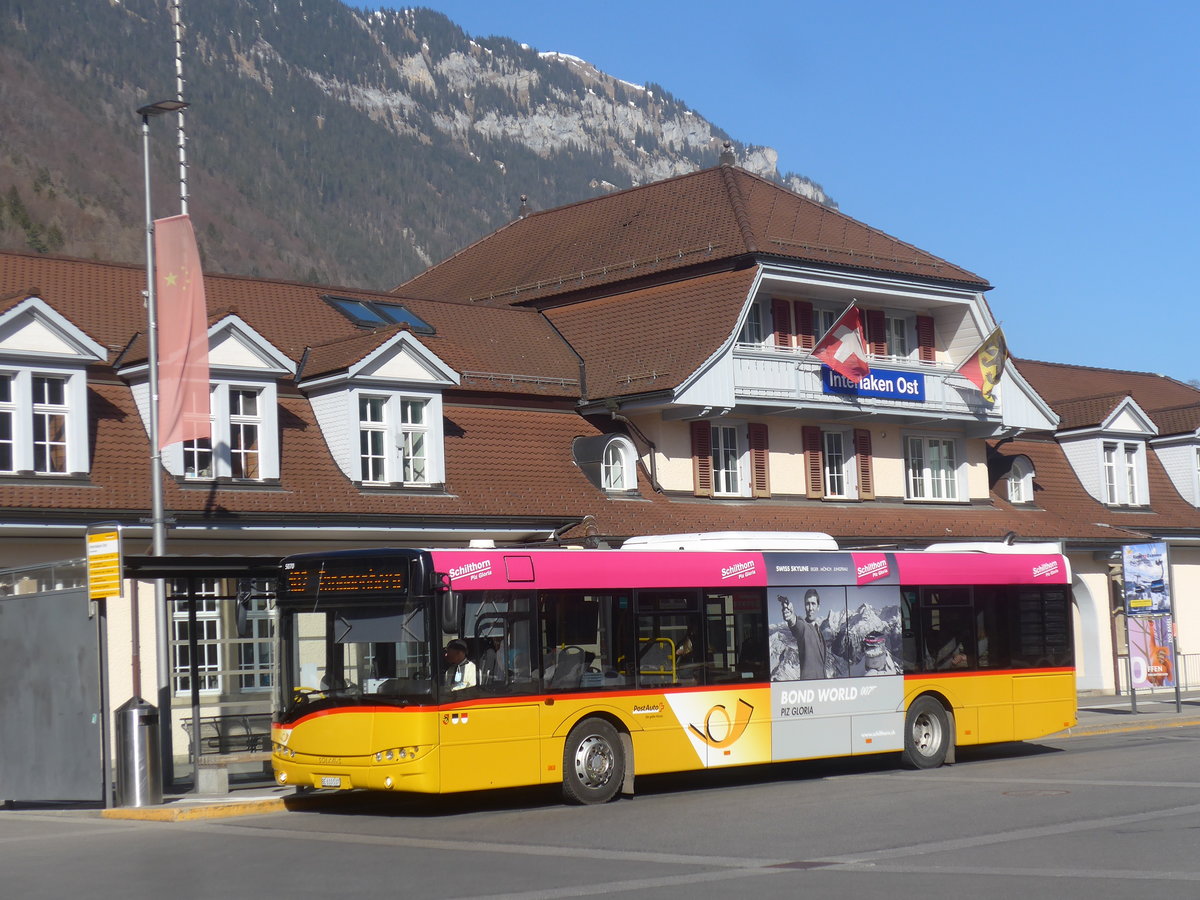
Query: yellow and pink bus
271,533,1075,803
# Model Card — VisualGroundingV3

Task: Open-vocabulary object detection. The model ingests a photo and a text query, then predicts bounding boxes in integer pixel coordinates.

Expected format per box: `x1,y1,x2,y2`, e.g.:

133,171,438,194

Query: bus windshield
278,600,434,716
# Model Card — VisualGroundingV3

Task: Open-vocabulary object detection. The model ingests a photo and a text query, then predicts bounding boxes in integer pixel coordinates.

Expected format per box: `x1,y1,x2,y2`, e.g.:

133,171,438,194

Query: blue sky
367,2,1198,383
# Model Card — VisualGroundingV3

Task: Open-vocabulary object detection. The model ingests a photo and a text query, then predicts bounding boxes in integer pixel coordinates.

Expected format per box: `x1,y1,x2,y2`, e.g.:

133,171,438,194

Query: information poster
1122,542,1171,615
1128,616,1175,689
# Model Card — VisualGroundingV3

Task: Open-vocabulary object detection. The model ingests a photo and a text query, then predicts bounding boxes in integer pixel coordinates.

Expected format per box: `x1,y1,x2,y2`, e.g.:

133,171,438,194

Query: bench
182,713,274,794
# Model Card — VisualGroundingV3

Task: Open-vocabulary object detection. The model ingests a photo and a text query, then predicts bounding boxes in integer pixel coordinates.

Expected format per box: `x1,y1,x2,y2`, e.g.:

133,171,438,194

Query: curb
98,790,346,822
100,796,289,822
1055,716,1200,739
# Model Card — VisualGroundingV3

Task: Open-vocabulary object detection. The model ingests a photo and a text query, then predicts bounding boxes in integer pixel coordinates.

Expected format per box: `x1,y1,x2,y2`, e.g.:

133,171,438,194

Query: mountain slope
0,0,831,289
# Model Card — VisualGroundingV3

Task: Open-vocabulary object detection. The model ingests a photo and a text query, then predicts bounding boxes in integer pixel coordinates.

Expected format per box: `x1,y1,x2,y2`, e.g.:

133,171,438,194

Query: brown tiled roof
1018,358,1200,435
0,250,1151,548
0,250,580,398
990,437,1200,536
1052,394,1127,430
1147,404,1200,436
545,268,757,399
396,166,988,306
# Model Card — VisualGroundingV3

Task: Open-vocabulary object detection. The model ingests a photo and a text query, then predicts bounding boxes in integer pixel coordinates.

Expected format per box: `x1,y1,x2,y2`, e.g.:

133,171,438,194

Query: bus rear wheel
902,696,950,769
562,718,624,805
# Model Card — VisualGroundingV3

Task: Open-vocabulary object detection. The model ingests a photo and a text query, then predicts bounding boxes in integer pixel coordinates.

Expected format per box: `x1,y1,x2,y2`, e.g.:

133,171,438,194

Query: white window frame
738,301,765,346
1008,456,1034,503
1103,441,1145,506
905,434,962,501
822,429,856,499
883,312,913,361
602,436,638,492
0,373,12,473
710,422,749,497
174,379,279,481
0,366,89,476
1103,443,1119,503
237,581,274,691
813,305,839,343
353,388,443,486
170,579,223,696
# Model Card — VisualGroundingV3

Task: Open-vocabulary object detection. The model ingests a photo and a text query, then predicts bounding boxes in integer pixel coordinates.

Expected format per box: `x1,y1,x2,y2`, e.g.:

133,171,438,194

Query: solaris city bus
271,533,1075,804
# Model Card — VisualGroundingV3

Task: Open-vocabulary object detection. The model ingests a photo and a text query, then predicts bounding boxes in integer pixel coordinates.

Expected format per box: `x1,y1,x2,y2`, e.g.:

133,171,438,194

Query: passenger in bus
928,630,969,670
479,635,508,686
443,639,477,691
781,590,828,679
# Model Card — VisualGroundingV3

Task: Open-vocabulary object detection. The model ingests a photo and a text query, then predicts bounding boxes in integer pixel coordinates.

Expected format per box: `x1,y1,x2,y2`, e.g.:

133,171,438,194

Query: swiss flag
813,304,870,383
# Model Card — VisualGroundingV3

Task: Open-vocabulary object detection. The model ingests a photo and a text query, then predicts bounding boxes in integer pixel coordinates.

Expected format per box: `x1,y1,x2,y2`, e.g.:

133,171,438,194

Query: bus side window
900,589,919,672
705,589,766,682
973,588,1011,669
635,590,703,688
539,592,632,692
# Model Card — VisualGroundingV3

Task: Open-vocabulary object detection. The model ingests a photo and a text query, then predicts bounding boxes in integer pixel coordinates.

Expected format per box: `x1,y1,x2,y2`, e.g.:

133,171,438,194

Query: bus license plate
321,776,342,788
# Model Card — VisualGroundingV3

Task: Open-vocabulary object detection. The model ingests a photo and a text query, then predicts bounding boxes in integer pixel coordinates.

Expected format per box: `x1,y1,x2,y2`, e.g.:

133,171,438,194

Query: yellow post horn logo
688,698,754,748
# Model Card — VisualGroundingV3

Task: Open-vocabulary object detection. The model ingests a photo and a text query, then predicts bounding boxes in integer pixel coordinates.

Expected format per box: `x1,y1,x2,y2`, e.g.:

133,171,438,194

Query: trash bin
114,697,162,807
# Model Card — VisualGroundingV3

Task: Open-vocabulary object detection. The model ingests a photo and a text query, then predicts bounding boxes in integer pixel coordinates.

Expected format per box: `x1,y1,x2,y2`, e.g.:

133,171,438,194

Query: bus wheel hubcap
912,713,941,756
574,735,614,787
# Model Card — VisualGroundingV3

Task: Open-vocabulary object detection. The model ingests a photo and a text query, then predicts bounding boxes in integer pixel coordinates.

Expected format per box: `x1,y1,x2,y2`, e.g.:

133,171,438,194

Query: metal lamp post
139,98,189,791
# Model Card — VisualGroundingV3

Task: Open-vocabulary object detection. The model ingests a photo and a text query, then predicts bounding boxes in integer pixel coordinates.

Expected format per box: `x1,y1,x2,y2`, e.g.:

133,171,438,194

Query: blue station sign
822,366,926,402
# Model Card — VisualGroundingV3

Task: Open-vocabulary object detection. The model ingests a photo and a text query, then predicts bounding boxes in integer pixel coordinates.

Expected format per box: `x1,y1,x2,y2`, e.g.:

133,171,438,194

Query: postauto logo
687,698,754,749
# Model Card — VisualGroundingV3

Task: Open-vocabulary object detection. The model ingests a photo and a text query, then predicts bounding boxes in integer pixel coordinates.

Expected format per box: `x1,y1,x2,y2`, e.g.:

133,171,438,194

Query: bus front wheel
902,696,950,769
562,718,624,805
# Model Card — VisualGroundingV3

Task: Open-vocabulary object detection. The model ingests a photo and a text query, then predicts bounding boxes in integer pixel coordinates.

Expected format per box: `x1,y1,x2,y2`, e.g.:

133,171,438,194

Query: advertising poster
1127,616,1175,689
766,580,904,759
1122,542,1171,615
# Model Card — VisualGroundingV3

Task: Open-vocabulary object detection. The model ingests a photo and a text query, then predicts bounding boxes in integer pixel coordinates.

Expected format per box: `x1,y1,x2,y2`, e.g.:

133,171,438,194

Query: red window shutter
916,315,936,363
748,423,770,498
802,426,824,499
691,421,713,498
794,301,815,350
866,309,887,357
854,428,875,500
771,298,793,348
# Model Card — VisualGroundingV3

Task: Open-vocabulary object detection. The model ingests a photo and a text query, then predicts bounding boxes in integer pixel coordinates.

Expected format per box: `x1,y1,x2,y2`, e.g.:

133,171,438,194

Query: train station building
1,162,1197,797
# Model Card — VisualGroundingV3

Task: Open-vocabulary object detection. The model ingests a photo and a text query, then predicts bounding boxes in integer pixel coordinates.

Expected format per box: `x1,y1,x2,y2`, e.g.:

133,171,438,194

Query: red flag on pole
956,327,1008,404
155,214,210,448
812,303,871,384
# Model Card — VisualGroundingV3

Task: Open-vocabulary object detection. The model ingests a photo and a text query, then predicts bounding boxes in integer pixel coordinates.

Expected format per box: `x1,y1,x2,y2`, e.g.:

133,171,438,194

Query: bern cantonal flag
812,305,870,384
957,327,1008,404
155,214,211,449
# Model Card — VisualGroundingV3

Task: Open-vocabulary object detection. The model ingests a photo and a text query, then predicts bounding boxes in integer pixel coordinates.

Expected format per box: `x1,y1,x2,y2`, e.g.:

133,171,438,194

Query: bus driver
443,639,477,691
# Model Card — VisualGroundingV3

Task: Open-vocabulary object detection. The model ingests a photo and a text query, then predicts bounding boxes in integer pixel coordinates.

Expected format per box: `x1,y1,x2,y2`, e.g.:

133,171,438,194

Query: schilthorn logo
449,560,493,581
857,559,889,580
1032,561,1060,579
721,560,757,580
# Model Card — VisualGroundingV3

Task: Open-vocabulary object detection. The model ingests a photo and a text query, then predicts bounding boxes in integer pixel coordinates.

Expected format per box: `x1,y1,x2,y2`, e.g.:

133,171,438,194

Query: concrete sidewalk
1065,688,1200,738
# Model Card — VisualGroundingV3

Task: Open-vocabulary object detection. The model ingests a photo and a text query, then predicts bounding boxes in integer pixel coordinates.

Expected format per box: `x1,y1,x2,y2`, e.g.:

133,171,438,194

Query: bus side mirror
436,573,460,635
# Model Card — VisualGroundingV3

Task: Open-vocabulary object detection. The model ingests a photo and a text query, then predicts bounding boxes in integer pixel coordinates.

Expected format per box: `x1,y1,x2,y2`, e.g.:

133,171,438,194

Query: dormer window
356,390,437,486
0,297,106,478
1007,456,1034,503
143,315,295,484
602,436,637,492
179,382,275,481
1103,441,1144,506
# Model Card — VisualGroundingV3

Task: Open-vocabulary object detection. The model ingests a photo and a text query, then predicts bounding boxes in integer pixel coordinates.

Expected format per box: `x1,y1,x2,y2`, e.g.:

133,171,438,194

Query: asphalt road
4,725,1199,899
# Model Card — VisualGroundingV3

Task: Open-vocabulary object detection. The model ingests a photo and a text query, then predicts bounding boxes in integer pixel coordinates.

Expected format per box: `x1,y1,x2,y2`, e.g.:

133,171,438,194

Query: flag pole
138,98,188,796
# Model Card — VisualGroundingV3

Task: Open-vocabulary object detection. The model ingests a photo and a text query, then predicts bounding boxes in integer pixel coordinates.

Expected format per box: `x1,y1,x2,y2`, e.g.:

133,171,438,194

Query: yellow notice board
86,524,123,600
